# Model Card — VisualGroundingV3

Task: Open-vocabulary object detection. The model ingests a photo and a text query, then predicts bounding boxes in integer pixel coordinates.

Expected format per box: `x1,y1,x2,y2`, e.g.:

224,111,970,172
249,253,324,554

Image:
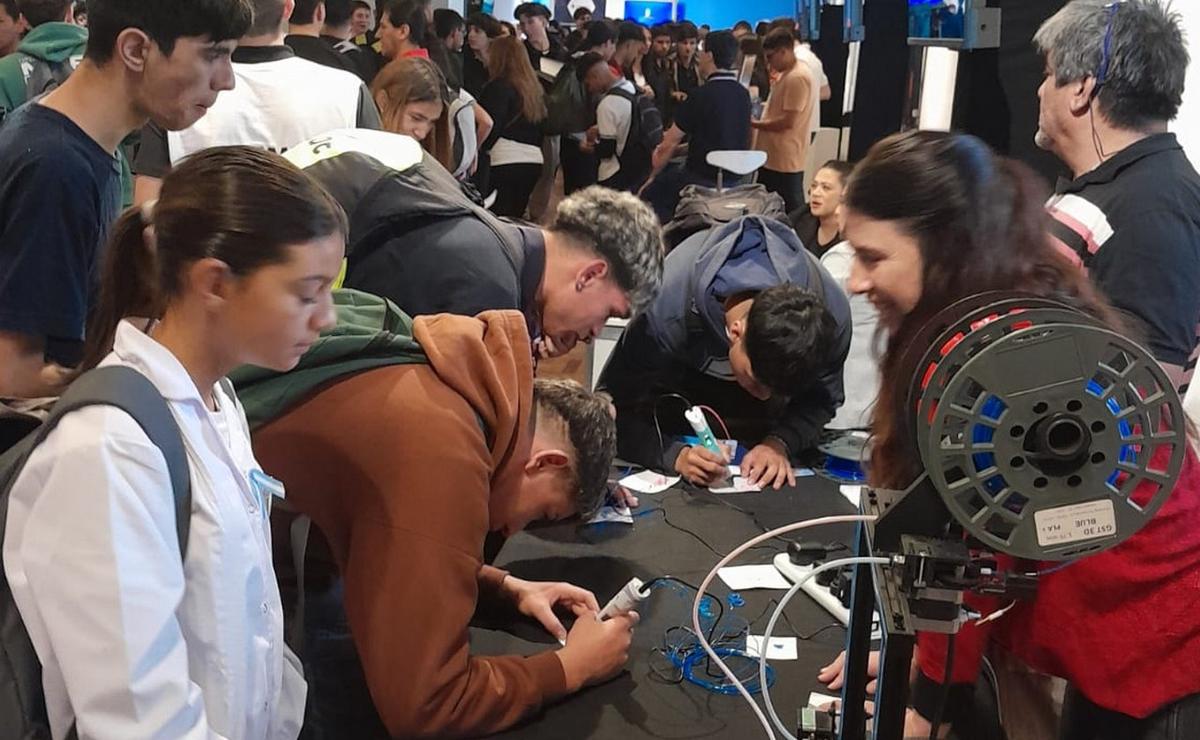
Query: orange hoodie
253,311,567,738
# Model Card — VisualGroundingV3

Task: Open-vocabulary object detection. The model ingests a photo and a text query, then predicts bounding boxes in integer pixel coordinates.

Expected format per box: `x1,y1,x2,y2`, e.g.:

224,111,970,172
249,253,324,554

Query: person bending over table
818,130,1200,739
242,305,639,738
597,214,851,490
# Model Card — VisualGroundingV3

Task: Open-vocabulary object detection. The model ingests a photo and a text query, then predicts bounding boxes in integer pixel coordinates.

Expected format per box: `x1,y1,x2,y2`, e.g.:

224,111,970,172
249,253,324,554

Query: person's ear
575,259,609,292
316,1,327,25
284,0,297,28
525,449,571,473
728,316,745,343
115,28,152,73
1069,77,1094,117
189,257,236,309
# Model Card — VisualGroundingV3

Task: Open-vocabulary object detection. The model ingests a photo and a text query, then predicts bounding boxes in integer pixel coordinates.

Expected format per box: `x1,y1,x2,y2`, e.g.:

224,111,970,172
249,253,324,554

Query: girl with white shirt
3,147,346,739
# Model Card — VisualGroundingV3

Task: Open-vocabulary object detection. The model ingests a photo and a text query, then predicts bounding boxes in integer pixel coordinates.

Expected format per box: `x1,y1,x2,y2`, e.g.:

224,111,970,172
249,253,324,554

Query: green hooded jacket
0,22,87,114
230,289,428,429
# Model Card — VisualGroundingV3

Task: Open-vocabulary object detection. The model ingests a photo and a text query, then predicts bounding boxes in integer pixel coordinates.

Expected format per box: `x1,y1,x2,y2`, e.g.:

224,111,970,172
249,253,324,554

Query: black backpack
603,85,664,156
0,366,192,740
662,183,789,251
543,58,588,136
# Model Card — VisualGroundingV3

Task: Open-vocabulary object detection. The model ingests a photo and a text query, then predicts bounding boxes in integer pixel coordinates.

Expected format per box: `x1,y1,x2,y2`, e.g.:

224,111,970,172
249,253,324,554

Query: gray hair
550,186,664,315
533,378,616,519
1034,0,1188,129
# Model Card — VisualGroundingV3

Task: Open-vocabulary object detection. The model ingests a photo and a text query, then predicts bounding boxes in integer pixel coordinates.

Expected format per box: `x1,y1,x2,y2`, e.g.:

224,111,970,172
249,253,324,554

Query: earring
576,281,585,292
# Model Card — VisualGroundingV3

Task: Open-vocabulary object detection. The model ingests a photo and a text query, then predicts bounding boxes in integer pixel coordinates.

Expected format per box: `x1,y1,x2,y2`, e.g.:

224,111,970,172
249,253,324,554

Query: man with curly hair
288,128,665,359
598,215,851,489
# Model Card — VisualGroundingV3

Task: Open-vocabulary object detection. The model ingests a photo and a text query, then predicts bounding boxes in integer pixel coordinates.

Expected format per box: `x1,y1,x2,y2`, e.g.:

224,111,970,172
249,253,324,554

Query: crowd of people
0,0,1198,739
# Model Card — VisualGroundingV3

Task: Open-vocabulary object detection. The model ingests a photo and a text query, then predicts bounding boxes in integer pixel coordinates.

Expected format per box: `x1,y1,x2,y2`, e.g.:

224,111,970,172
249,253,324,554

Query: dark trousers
560,134,598,195
758,167,806,214
1060,686,1200,740
489,162,541,219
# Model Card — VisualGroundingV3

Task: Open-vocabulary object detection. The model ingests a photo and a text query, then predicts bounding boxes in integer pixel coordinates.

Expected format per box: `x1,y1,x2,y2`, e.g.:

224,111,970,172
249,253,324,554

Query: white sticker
1034,499,1117,547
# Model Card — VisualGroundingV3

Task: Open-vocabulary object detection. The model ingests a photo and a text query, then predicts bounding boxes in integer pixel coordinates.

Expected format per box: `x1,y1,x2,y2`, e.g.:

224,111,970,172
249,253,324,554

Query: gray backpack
0,366,192,740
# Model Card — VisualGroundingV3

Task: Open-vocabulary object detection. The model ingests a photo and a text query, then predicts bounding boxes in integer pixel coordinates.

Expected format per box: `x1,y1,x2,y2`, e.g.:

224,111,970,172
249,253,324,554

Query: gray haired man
1037,0,1200,393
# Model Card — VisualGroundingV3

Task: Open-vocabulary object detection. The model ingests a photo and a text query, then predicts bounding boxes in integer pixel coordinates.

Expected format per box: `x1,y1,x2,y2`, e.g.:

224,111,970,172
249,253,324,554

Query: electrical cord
690,514,879,740
652,393,693,465
929,633,956,740
758,556,891,740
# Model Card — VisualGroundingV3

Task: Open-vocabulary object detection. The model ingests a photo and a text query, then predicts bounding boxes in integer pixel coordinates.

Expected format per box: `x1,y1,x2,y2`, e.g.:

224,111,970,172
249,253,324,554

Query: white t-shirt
597,78,636,183
795,43,828,138
820,241,881,430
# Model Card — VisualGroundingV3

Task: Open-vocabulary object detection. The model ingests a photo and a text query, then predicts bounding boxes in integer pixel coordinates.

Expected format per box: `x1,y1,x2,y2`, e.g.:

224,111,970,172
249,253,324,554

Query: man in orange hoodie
252,308,637,738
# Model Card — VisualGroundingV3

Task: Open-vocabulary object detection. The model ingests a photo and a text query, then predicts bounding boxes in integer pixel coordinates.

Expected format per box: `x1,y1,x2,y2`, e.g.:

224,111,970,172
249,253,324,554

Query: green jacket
230,289,428,429
0,22,86,114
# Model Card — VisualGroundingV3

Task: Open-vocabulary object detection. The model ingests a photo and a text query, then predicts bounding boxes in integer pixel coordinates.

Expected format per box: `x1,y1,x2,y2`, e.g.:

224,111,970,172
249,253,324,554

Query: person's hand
671,91,687,102
534,334,576,359
640,85,654,97
501,577,600,644
742,438,794,490
557,609,640,691
674,445,729,487
612,485,639,509
586,125,599,143
817,649,879,693
580,139,596,154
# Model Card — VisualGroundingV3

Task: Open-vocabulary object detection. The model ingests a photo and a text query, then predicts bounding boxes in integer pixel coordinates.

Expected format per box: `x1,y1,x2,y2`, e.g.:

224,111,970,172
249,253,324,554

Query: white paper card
587,504,633,525
718,564,792,590
808,691,840,708
710,476,761,494
840,485,862,506
618,470,680,494
746,635,798,660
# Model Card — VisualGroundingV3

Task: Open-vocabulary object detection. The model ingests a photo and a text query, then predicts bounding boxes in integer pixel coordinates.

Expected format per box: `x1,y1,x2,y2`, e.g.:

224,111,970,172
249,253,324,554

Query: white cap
568,0,596,16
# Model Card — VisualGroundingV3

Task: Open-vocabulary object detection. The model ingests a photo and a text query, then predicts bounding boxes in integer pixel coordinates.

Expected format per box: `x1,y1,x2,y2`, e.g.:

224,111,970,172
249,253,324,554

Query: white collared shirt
4,321,305,740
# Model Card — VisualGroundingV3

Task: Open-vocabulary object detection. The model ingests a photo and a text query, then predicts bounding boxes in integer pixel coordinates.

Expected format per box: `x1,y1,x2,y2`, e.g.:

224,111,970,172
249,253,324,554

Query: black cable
643,574,724,643
744,597,842,641
929,632,956,740
652,393,693,465
643,507,724,558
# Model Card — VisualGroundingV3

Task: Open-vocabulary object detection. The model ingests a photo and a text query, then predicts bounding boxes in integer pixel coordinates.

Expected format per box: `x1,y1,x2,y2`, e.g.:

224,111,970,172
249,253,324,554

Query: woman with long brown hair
371,55,454,171
479,34,546,218
817,131,1200,739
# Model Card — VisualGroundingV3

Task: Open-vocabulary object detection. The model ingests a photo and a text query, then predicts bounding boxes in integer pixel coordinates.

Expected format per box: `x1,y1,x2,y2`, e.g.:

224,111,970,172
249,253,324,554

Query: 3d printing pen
684,406,731,482
598,577,651,620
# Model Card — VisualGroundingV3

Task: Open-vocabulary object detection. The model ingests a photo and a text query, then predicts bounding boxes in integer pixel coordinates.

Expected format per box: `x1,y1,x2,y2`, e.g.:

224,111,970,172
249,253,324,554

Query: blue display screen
908,0,966,40
625,0,682,24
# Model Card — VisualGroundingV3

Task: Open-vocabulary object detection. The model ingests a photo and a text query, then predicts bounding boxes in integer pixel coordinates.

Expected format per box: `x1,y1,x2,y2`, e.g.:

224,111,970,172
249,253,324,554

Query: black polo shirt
286,34,360,76
674,70,752,180
1046,133,1200,387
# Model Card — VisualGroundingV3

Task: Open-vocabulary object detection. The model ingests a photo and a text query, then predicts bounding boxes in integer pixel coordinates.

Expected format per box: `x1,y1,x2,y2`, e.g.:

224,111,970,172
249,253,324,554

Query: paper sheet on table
717,564,791,590
746,635,799,660
808,691,840,708
840,485,862,506
586,503,633,525
618,470,680,494
727,465,816,478
710,476,761,494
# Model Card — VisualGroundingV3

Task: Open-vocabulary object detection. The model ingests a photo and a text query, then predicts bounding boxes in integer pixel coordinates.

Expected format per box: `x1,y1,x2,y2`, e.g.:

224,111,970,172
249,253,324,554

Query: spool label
1034,499,1117,547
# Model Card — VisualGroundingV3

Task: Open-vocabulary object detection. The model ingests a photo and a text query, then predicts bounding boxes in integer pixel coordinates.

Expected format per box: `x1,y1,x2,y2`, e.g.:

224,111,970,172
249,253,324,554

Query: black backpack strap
33,367,192,556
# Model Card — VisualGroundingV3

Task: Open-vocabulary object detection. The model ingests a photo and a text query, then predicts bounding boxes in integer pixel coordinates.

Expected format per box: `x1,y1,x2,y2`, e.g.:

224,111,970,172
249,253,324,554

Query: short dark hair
580,18,614,49
755,21,769,36
0,0,17,20
574,50,607,81
466,11,501,38
651,22,671,40
323,0,354,27
433,7,462,39
513,1,548,21
16,0,71,26
290,0,321,25
533,379,617,520
572,6,589,20
674,20,698,41
704,29,738,68
86,0,253,62
733,19,752,32
762,27,794,52
617,20,643,46
385,0,426,40
819,159,854,182
745,284,840,396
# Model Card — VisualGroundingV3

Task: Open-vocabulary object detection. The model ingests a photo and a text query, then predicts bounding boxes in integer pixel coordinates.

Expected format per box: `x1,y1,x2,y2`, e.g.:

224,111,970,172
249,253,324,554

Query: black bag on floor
663,183,788,251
